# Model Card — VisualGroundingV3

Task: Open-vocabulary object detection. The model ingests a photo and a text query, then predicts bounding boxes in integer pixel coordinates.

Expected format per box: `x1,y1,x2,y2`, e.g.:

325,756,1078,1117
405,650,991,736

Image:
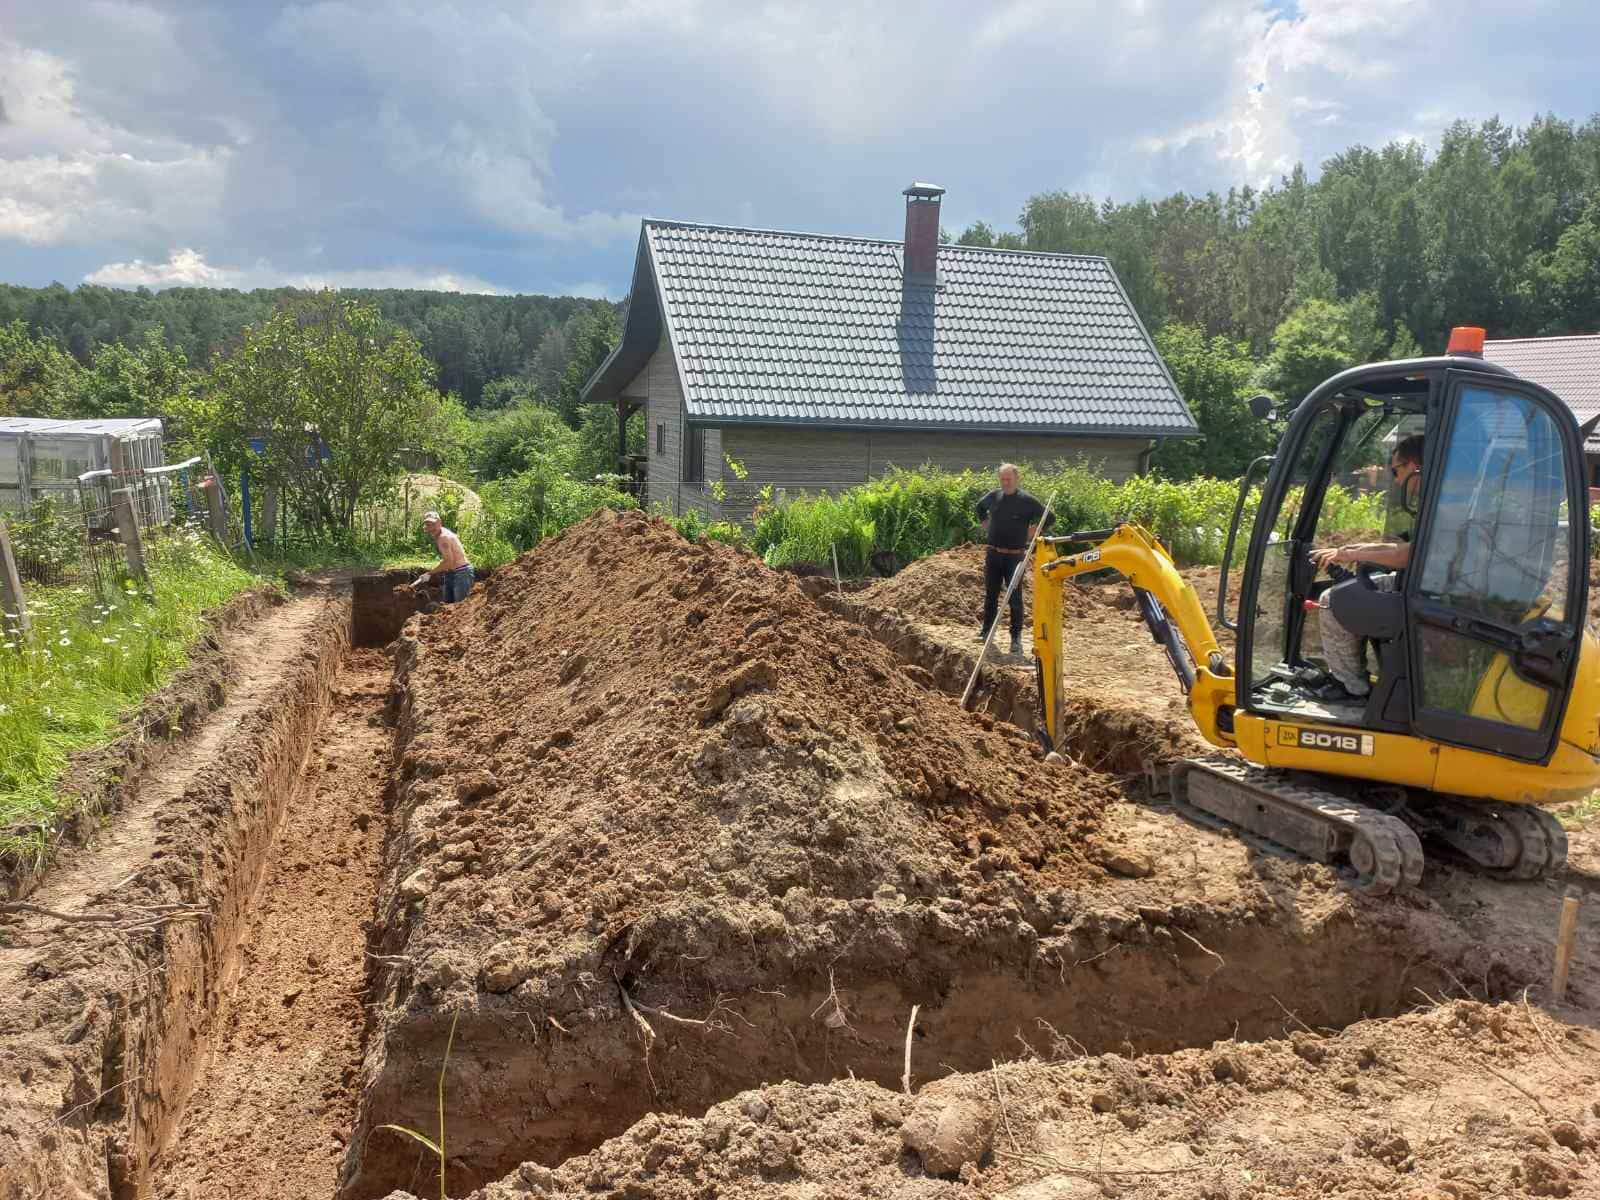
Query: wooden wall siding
644,340,1149,520
643,336,684,512
865,434,1147,482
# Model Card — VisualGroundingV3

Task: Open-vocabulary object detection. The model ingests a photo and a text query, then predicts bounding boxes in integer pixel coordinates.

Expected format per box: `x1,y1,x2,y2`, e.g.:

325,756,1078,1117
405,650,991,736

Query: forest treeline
960,114,1600,353
0,283,617,407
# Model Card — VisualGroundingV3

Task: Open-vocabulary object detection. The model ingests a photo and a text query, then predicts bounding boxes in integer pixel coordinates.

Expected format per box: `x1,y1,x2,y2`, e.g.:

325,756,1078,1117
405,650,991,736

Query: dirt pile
389,999,1600,1200
340,511,1489,1197
342,510,1138,1193
857,543,1107,628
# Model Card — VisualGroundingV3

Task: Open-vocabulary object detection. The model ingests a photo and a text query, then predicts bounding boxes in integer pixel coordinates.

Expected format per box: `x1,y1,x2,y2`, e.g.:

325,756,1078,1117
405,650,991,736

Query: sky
1,0,1597,300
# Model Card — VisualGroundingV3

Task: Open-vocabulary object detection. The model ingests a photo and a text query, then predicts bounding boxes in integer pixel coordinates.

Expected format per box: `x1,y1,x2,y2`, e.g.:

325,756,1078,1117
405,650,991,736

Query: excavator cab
1226,332,1591,766
1031,328,1595,890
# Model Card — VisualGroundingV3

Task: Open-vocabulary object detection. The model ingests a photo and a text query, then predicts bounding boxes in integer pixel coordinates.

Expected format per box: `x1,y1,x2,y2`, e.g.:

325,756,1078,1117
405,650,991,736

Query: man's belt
988,546,1026,556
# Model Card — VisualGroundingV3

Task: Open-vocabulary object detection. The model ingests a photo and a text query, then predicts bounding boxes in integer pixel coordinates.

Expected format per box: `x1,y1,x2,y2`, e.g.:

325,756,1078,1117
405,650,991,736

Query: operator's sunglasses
1390,463,1417,478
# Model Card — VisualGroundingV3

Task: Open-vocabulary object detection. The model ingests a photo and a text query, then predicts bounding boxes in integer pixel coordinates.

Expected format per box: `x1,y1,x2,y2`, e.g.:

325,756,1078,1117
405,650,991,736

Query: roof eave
686,415,1197,438
578,227,658,405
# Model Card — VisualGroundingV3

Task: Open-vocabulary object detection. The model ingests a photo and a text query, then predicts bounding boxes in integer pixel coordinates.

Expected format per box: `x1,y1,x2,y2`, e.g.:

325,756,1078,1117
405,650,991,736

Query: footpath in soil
153,649,392,1200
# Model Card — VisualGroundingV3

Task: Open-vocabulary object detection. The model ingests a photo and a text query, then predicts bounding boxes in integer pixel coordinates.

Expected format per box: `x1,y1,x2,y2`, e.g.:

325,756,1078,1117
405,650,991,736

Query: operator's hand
1309,547,1343,572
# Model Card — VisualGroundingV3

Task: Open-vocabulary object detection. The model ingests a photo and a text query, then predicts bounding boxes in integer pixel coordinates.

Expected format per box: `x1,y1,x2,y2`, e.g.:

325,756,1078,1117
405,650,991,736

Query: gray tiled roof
591,220,1195,436
1486,335,1600,446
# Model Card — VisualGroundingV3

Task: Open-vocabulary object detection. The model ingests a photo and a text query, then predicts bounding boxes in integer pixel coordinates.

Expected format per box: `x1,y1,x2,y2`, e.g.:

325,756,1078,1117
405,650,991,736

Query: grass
0,525,259,863
1559,793,1600,831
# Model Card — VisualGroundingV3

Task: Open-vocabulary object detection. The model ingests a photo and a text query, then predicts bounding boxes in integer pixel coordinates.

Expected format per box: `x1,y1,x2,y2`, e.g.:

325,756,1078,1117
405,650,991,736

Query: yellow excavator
1032,327,1599,893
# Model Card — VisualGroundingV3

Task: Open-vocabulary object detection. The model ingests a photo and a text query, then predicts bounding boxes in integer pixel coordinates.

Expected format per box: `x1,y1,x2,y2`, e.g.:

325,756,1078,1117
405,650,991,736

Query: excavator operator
1307,434,1424,701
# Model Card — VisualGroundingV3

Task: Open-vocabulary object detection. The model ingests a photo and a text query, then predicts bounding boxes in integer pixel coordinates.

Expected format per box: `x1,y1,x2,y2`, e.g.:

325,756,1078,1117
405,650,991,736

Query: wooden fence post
111,488,149,584
202,478,229,547
261,486,279,547
0,516,30,643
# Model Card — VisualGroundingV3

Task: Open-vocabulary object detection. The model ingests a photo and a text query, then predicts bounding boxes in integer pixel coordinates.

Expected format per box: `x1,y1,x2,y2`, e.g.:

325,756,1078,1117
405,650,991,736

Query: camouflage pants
1317,572,1398,695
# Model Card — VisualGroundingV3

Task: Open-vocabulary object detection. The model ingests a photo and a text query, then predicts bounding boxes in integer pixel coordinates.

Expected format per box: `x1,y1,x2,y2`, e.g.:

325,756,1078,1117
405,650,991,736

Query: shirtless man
414,511,474,604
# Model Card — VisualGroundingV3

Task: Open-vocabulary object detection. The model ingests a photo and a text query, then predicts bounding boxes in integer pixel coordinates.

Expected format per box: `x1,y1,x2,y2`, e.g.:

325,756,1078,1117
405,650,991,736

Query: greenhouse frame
0,416,172,519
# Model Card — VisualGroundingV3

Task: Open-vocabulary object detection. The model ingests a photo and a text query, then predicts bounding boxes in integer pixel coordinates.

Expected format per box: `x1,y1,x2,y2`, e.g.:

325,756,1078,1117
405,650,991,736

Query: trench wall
0,599,350,1200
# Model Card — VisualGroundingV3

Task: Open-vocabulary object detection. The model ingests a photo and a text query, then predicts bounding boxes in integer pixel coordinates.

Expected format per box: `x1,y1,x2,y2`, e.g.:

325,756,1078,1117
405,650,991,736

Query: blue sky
2,1,1597,299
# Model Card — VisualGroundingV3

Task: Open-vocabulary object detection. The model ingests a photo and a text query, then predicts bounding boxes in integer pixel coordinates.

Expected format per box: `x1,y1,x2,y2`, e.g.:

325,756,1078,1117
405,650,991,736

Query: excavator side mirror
1248,394,1276,421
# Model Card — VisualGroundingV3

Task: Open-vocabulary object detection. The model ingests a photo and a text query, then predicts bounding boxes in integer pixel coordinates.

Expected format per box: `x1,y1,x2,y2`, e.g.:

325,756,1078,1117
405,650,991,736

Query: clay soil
418,998,1600,1200
337,511,1586,1199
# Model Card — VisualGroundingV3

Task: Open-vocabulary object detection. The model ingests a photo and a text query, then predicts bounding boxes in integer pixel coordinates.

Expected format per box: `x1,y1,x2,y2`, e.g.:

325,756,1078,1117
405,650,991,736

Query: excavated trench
0,569,1512,1200
332,582,1480,1199
340,895,1460,1198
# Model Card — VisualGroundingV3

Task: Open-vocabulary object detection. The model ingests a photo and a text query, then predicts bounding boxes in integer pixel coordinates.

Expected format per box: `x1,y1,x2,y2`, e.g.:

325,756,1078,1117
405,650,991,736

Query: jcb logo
1278,725,1375,756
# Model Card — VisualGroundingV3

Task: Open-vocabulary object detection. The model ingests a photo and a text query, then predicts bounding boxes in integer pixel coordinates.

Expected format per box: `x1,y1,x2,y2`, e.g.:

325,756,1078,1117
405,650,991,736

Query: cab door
1406,371,1589,762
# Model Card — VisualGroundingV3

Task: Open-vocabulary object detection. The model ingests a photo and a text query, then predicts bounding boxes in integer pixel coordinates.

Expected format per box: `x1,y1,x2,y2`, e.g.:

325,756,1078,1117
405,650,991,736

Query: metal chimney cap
903,182,946,199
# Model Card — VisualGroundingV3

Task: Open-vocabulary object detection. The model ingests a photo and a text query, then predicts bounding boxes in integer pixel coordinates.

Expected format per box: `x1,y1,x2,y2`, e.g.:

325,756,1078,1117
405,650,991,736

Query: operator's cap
421,510,441,524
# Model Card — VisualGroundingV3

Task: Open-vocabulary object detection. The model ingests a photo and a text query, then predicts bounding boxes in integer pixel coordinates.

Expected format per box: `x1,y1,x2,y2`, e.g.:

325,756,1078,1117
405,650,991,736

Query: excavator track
1407,795,1569,879
1169,756,1425,895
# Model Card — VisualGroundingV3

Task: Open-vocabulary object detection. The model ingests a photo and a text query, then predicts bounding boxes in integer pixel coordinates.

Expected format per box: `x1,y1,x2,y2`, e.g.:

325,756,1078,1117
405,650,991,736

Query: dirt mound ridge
399,511,1112,937
344,509,1126,1194
858,543,1108,628
394,999,1600,1200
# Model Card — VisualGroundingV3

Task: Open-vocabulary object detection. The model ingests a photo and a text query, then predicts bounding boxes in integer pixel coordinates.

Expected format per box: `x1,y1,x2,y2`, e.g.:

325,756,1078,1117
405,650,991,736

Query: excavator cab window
1406,374,1585,761
1243,393,1420,713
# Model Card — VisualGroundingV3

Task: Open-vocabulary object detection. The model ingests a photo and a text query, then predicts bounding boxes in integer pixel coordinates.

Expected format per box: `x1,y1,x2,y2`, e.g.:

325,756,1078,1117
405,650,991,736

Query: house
581,184,1197,522
1484,333,1600,487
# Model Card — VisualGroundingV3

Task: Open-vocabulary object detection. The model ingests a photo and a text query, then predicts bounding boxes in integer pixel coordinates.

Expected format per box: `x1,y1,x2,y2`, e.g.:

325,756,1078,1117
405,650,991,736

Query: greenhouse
0,417,171,517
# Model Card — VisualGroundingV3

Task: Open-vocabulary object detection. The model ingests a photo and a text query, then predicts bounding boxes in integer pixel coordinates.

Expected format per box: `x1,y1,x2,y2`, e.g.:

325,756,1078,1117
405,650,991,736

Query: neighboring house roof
0,417,163,437
584,221,1197,438
1485,334,1600,447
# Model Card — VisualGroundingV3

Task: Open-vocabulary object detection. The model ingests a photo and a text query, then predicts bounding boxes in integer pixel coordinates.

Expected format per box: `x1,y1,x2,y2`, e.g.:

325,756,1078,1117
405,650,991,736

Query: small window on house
656,423,665,454
684,426,705,483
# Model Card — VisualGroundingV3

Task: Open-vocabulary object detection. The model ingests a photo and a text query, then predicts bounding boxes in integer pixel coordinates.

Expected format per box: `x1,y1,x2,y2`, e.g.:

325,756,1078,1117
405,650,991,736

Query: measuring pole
960,492,1056,710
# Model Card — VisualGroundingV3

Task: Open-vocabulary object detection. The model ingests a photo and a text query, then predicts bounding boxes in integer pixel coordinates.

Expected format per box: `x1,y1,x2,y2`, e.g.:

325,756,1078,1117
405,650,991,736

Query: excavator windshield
1245,396,1416,701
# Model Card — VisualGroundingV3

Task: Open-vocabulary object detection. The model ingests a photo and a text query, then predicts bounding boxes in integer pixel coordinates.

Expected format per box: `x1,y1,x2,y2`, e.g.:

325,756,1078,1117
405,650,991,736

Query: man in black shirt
976,463,1053,655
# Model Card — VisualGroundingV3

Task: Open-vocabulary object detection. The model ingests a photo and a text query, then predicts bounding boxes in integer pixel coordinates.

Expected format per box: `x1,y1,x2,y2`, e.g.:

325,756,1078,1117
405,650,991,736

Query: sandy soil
152,650,392,1199
4,526,1599,1200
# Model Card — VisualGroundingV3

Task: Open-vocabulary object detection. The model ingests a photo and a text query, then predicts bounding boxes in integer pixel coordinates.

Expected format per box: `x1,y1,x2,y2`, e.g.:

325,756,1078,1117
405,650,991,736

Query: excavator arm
1032,523,1237,751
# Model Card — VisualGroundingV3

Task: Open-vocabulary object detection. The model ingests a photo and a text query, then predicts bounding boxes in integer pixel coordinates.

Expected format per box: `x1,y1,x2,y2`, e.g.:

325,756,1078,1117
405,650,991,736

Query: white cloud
0,40,229,246
84,248,508,295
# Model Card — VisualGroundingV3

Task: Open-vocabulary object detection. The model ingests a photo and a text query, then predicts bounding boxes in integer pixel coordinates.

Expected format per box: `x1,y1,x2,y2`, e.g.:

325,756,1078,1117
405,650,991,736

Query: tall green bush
751,461,1386,574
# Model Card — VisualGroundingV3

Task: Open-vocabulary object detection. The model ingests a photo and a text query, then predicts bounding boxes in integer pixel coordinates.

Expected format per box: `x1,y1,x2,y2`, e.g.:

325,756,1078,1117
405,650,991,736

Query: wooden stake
110,488,148,584
0,516,29,643
1551,891,1581,1004
830,542,843,596
902,1003,920,1095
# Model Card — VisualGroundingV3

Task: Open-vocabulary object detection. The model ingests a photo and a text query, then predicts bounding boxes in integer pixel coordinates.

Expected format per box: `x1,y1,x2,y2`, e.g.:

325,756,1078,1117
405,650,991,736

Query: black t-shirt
976,488,1051,550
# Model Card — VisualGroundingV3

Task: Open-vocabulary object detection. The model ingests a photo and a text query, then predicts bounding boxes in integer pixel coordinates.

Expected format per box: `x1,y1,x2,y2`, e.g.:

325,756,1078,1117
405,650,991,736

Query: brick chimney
902,182,945,285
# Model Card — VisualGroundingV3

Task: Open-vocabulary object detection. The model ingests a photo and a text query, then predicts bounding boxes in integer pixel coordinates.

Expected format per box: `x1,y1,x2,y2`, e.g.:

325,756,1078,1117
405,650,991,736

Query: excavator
1032,327,1599,893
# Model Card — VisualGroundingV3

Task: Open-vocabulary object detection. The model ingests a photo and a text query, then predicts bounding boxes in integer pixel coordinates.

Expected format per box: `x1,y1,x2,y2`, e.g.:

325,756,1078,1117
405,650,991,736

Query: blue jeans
440,565,474,604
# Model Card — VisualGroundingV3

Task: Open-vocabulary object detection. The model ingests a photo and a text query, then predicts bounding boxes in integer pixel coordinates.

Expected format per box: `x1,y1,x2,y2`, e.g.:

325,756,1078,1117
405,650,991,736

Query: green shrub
659,506,746,548
751,460,1388,574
